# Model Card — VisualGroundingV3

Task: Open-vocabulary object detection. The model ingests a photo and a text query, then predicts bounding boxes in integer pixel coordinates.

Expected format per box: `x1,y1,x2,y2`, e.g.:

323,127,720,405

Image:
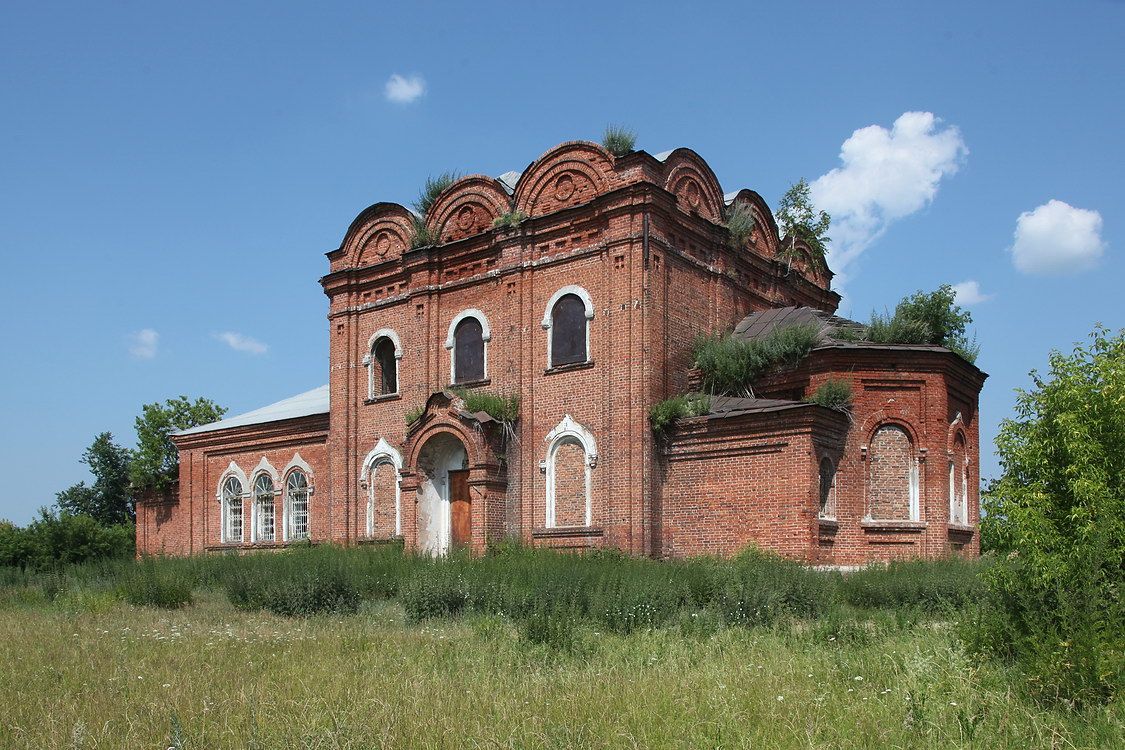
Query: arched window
818,458,837,519
365,329,401,399
867,425,919,521
286,470,310,541
252,474,275,542
542,286,594,368
551,295,588,366
221,476,244,543
950,433,968,524
453,317,485,383
544,415,597,528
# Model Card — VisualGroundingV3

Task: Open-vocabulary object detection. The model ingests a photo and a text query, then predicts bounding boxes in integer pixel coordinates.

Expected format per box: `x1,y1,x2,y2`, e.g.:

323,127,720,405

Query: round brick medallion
374,232,391,257
456,205,475,231
554,173,575,201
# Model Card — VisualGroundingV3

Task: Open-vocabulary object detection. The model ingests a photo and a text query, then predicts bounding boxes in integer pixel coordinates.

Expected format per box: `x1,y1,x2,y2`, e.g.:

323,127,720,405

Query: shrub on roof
451,388,520,423
413,172,460,217
601,125,636,157
862,285,980,364
804,379,852,411
650,394,711,435
725,203,756,249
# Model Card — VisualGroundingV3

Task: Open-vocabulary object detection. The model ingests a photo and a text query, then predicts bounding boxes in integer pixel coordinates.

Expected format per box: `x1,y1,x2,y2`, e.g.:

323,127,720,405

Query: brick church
137,139,986,565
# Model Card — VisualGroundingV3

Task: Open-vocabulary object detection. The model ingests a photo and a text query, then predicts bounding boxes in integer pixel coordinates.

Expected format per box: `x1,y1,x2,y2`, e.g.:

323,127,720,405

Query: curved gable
726,189,781,257
335,202,415,270
661,148,724,224
514,141,615,217
425,175,511,243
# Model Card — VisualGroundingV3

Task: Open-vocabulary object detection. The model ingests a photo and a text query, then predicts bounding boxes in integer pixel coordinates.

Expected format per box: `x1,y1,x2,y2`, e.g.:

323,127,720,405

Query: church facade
137,140,986,565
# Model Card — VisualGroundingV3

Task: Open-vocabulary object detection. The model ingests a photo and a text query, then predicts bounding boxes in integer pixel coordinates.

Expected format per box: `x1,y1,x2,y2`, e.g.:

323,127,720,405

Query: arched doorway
415,432,469,556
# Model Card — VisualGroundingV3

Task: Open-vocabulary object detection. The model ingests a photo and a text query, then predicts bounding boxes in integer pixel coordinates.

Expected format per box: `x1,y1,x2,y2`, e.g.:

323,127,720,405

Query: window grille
253,474,276,542
221,476,243,543
287,470,310,541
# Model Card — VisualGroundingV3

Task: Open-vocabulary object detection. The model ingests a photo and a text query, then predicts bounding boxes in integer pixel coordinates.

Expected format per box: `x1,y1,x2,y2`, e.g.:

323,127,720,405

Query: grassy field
0,549,1120,748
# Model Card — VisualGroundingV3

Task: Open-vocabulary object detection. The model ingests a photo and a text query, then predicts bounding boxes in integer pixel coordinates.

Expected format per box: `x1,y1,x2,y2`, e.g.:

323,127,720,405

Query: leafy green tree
967,326,1124,707
56,432,134,524
776,179,831,271
130,396,226,492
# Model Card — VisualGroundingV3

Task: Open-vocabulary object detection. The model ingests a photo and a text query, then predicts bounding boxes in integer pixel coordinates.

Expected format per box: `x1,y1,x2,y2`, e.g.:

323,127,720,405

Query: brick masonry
138,140,986,564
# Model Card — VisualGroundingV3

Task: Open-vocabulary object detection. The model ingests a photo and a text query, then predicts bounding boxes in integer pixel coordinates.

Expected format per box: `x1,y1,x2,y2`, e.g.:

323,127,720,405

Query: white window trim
948,460,959,524
543,415,598,528
282,453,314,542
216,462,248,544
360,438,403,537
908,458,921,522
249,458,280,543
444,309,492,384
541,285,595,368
363,328,403,399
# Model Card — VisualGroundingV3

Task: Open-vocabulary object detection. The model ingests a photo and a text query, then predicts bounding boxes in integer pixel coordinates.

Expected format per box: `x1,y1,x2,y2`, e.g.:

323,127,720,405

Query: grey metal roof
651,149,674,162
496,171,522,194
733,306,865,342
175,385,329,436
707,395,807,418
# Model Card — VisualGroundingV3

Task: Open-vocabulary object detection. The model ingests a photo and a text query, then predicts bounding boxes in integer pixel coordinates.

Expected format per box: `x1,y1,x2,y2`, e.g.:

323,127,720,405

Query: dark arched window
453,317,485,383
550,294,588,367
373,337,397,395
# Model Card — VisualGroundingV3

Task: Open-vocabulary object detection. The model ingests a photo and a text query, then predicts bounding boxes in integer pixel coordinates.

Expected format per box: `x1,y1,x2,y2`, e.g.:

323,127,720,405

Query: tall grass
694,323,822,396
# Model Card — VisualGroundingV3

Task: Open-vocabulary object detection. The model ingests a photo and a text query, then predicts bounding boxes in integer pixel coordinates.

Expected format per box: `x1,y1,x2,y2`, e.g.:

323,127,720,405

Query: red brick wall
551,440,587,527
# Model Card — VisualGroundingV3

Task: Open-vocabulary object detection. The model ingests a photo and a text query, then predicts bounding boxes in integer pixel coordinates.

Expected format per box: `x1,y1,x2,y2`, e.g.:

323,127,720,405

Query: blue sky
1,1,1121,524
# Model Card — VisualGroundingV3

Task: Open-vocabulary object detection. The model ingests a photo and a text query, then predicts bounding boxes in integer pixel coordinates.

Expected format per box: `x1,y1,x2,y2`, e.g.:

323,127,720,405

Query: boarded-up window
551,294,587,366
819,458,836,518
453,317,485,383
551,439,588,527
373,337,397,395
868,425,916,520
368,461,399,536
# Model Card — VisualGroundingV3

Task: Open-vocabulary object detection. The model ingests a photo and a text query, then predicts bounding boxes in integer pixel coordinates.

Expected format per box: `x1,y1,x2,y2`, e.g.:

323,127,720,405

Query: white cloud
811,111,968,286
1009,199,1106,275
951,280,992,306
214,331,268,355
128,329,159,359
384,73,425,104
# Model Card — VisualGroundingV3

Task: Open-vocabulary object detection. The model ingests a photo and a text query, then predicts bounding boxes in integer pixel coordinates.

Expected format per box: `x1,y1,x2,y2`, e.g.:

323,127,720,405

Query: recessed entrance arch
414,432,469,556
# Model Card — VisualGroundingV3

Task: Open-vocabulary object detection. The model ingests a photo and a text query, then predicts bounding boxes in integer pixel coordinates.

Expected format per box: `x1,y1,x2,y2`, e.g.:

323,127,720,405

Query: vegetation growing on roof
724,203,756,249
492,209,527,229
413,172,460,217
601,125,636,157
804,379,852,411
693,324,822,397
404,406,424,426
861,284,980,363
451,387,520,423
776,179,831,272
649,393,712,435
409,216,438,249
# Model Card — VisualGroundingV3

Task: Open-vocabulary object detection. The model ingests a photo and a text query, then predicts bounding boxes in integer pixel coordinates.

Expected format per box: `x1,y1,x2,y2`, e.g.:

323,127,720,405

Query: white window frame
249,458,279,543
217,463,248,544
360,437,404,537
543,414,598,528
363,328,403,399
908,458,921,522
541,285,595,368
282,453,314,542
444,309,491,384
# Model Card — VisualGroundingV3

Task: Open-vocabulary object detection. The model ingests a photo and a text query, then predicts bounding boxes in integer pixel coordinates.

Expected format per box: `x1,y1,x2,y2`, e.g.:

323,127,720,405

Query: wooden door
449,469,471,551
